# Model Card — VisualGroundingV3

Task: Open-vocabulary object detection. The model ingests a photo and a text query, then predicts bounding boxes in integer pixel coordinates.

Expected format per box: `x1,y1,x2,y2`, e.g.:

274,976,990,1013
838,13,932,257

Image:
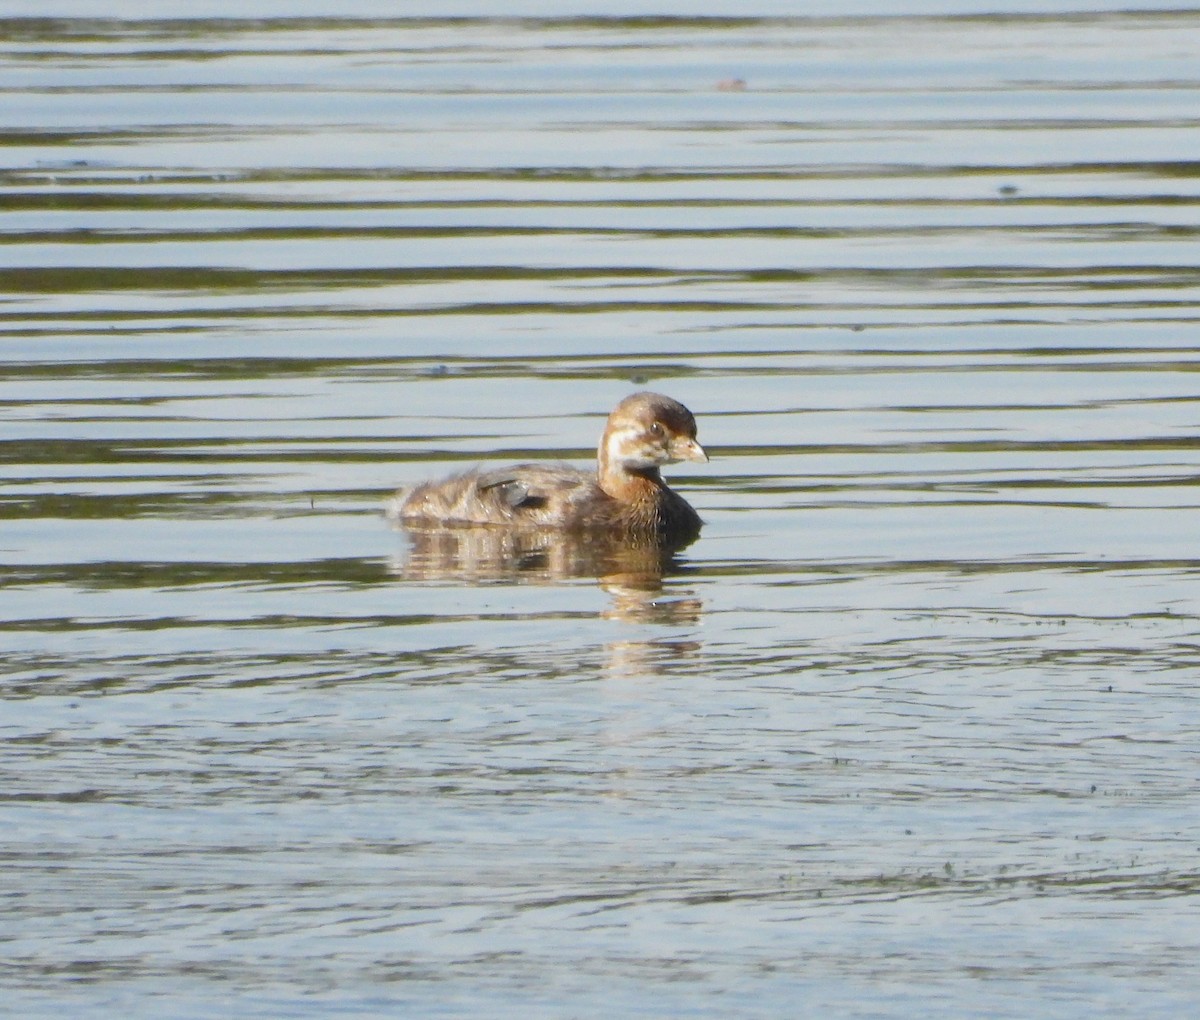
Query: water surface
3,6,1200,1018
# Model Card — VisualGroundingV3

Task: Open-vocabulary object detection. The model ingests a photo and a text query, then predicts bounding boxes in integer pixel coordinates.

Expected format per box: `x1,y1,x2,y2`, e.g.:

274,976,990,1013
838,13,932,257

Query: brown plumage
388,392,708,545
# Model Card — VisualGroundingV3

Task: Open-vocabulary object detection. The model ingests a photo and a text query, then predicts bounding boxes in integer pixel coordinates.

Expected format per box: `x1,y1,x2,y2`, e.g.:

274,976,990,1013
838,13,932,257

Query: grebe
389,392,707,545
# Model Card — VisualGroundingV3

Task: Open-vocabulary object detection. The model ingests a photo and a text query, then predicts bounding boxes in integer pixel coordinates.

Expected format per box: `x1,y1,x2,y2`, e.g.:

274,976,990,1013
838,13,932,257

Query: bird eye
648,422,665,439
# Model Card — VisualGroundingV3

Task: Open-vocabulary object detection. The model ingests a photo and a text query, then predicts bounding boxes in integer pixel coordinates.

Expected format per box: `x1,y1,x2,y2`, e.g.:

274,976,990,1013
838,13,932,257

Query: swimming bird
389,391,708,546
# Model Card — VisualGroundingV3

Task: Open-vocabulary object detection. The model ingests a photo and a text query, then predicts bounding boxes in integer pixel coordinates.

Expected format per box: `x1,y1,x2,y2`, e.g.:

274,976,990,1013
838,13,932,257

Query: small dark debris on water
998,184,1019,196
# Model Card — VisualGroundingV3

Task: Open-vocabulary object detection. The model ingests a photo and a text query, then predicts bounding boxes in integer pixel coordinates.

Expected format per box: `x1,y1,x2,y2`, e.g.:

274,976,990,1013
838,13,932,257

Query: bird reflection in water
392,522,704,632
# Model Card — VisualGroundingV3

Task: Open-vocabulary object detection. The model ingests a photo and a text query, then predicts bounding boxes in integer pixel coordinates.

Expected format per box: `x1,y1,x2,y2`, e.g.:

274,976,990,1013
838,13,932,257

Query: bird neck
597,455,664,503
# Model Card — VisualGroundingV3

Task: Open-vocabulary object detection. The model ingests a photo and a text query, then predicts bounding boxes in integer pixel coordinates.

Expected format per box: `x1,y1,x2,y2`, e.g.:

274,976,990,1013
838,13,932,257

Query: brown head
597,392,707,488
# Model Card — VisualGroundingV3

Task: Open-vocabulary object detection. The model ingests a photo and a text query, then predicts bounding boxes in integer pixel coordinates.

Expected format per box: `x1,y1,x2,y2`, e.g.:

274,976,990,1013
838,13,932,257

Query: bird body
390,392,707,545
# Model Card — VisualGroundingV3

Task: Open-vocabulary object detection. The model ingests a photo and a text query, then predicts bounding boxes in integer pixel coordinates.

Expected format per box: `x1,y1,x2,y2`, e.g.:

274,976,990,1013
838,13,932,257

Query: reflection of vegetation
1,556,392,591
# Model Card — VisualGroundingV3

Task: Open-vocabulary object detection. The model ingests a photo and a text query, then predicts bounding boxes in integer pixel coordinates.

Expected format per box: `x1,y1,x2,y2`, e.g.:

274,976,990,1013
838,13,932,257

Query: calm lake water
3,4,1200,1017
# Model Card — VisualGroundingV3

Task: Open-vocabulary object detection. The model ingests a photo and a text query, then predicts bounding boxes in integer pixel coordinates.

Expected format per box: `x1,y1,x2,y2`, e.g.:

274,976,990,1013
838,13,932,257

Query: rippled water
4,6,1200,1018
